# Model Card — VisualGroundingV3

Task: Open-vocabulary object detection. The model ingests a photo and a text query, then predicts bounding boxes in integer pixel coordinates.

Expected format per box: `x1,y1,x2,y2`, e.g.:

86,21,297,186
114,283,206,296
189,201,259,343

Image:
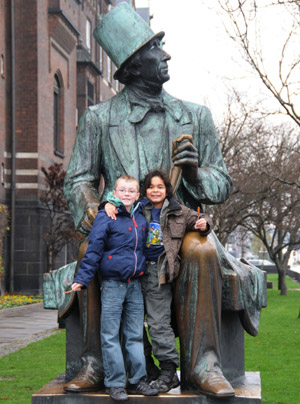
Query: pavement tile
0,303,58,345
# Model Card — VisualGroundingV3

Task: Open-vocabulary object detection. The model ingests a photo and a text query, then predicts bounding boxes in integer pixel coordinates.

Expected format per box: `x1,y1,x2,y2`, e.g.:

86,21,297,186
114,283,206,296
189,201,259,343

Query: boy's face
113,179,139,211
146,176,166,209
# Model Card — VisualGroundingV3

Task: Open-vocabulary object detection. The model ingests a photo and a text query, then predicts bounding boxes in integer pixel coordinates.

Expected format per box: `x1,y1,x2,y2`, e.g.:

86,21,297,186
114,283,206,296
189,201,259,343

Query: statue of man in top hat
63,2,265,398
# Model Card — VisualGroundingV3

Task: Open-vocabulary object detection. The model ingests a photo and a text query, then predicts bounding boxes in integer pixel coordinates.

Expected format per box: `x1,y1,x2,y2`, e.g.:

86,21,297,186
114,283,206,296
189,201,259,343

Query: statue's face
136,37,171,86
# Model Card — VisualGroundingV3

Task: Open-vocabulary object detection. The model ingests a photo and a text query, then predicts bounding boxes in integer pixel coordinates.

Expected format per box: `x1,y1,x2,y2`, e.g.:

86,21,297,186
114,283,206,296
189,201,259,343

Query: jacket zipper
129,215,138,280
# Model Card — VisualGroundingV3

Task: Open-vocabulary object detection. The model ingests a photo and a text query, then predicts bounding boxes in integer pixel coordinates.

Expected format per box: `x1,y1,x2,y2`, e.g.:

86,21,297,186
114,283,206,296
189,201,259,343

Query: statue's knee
181,232,217,261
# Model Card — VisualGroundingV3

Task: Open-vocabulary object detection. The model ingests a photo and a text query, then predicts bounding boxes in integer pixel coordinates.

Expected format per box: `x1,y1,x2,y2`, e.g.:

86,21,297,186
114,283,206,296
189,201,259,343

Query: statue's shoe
64,367,104,393
193,372,235,398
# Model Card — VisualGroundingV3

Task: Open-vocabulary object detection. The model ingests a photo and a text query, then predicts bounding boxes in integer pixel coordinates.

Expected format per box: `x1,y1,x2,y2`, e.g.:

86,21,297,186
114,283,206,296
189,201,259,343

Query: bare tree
205,90,265,244
40,163,81,272
217,0,300,127
208,91,300,294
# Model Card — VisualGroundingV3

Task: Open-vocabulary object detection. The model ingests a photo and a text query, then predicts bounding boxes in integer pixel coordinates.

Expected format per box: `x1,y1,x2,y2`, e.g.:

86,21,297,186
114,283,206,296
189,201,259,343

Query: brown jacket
142,198,213,284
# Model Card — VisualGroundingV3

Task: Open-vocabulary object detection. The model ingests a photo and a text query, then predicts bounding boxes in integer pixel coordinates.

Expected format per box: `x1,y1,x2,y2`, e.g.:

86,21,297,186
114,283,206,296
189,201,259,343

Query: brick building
0,0,147,294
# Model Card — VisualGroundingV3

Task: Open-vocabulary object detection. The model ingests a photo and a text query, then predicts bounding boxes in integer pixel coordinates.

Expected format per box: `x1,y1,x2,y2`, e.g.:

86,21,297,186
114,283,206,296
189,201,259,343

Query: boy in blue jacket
71,175,158,402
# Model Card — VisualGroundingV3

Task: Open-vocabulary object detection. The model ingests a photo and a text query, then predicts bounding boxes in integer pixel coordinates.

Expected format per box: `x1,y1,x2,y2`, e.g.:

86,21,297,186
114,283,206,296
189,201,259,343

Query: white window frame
86,19,91,52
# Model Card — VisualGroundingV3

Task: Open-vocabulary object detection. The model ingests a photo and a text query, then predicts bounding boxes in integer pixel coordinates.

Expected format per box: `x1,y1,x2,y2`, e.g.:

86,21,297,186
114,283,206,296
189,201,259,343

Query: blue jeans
101,279,146,388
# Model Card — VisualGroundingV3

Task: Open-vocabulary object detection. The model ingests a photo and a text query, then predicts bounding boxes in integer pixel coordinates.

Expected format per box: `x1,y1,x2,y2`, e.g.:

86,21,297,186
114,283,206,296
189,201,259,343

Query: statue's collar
123,87,186,124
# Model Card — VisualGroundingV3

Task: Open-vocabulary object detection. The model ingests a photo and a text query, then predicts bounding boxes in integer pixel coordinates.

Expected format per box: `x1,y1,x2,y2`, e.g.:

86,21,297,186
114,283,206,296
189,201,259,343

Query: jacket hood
107,191,137,215
140,197,181,212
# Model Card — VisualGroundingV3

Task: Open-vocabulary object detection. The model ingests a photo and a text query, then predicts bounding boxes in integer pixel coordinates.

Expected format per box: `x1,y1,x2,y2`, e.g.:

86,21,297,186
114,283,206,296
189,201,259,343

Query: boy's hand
105,203,118,220
195,218,207,231
72,283,84,292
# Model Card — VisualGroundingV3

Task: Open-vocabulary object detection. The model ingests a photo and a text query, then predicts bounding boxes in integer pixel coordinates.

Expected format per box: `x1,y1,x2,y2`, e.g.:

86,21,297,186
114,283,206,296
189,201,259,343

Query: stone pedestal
64,304,245,382
32,372,261,404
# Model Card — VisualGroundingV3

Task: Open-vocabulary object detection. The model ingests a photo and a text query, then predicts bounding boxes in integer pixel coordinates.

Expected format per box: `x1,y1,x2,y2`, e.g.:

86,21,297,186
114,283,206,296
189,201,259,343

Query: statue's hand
105,203,118,220
172,137,198,181
81,206,99,232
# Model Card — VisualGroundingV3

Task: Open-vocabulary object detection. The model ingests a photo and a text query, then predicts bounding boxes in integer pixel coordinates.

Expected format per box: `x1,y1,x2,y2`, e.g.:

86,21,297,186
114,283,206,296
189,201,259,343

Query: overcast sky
135,0,298,124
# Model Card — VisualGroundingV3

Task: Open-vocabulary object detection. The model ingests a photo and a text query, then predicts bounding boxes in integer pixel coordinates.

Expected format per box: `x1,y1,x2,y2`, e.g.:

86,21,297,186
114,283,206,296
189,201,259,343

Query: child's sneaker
127,378,159,396
106,387,128,401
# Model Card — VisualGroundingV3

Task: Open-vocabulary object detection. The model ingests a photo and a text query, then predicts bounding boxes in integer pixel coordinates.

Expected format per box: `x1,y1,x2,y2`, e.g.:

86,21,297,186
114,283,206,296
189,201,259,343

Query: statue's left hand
81,206,99,232
172,137,198,181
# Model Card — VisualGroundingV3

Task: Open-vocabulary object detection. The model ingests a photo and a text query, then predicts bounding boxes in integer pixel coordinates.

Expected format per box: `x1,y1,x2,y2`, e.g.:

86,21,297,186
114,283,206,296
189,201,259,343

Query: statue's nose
162,50,171,61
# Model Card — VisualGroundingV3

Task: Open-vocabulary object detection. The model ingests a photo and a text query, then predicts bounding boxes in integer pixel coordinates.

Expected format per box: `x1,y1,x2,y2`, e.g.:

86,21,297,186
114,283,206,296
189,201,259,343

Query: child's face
113,179,139,211
146,176,167,208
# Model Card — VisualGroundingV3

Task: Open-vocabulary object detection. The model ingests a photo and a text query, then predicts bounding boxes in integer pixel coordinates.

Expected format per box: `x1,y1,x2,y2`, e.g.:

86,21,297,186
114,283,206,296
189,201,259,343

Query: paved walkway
0,302,59,357
288,264,300,283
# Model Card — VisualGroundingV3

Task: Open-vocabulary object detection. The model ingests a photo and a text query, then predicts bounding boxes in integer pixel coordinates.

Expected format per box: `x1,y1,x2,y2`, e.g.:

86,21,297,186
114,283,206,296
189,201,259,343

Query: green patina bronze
43,2,266,397
93,2,164,80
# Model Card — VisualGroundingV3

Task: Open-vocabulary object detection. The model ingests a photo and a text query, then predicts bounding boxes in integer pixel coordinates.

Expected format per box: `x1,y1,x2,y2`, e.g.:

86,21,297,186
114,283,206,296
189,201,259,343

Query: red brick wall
13,0,39,198
38,3,78,181
1,0,124,293
0,0,10,204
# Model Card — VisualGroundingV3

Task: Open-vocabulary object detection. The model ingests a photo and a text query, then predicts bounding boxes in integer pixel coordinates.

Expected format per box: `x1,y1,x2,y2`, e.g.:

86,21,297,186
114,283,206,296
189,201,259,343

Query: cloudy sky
135,0,298,123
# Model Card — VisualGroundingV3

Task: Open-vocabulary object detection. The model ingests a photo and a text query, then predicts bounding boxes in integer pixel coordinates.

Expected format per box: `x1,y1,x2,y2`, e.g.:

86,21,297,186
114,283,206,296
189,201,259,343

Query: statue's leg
175,232,235,398
64,241,104,393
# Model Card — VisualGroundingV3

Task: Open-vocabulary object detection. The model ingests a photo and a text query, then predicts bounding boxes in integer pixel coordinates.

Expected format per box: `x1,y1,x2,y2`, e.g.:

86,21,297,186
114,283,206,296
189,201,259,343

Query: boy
72,175,158,402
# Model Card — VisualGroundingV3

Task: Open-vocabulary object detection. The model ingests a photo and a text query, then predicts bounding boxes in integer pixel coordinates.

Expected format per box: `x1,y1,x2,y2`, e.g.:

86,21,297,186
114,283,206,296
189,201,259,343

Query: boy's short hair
114,175,140,191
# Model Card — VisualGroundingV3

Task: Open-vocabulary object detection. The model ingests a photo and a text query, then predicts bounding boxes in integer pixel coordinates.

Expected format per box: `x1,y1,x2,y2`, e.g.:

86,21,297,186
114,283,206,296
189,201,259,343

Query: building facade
0,0,142,294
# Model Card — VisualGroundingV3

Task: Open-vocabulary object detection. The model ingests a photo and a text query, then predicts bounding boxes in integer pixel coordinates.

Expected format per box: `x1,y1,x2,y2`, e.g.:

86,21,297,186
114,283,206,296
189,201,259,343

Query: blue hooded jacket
73,202,148,286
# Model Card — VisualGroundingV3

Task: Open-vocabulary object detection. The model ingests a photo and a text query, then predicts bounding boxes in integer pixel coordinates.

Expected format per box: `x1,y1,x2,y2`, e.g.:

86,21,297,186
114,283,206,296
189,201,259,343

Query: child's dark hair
142,169,174,200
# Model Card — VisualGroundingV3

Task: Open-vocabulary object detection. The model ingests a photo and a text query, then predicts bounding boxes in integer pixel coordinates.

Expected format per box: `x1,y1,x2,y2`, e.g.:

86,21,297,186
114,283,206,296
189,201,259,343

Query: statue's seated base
32,372,261,404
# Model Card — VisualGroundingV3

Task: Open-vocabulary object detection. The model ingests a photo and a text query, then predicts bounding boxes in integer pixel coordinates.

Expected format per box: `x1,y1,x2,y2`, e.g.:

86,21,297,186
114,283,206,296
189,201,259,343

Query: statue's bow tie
128,101,165,123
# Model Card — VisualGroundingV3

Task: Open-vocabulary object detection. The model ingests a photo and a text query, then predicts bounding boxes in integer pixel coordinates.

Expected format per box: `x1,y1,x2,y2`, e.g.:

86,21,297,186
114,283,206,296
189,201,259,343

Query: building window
87,80,94,106
86,18,91,52
1,163,4,185
53,73,64,157
0,55,4,78
107,56,112,85
99,46,103,73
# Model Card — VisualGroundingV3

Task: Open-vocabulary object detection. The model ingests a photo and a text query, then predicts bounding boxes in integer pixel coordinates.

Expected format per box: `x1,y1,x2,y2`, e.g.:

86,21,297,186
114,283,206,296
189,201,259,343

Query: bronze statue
62,2,265,398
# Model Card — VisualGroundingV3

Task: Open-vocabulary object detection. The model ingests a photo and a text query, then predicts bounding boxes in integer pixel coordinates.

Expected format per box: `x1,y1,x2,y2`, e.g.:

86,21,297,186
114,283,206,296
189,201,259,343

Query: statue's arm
182,105,232,205
64,108,102,232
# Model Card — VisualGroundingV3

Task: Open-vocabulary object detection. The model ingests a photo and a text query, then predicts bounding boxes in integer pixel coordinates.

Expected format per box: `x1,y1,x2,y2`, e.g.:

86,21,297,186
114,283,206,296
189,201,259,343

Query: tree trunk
47,248,54,273
278,268,287,296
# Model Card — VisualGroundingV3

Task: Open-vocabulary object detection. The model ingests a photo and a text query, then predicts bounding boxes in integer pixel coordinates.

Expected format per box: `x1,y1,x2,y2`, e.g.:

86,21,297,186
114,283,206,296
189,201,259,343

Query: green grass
0,331,65,403
267,273,300,291
0,275,299,404
245,275,300,404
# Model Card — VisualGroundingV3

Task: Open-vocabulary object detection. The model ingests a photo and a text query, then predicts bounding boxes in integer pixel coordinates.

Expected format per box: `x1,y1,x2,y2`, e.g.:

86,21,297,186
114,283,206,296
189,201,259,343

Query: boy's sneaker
151,371,180,393
127,378,159,396
106,387,128,402
145,354,160,382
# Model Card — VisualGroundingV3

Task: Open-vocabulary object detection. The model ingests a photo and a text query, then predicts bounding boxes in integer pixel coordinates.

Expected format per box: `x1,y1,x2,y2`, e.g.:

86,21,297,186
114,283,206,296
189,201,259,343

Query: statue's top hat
93,2,165,80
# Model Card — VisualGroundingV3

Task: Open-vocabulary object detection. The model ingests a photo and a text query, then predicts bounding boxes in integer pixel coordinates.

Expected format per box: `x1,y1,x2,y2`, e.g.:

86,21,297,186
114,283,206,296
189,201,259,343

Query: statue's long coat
64,88,266,335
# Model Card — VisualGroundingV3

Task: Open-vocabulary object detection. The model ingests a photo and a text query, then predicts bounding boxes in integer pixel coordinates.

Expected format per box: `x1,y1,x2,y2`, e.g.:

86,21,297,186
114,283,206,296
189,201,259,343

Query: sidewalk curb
0,301,44,313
